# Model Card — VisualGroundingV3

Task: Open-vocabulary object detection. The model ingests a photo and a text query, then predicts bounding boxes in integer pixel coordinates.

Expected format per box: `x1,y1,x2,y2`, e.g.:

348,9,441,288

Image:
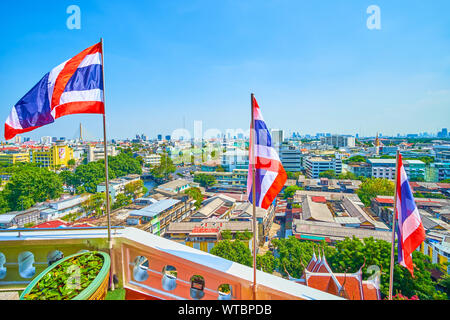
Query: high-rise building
304,156,342,178
320,135,355,148
165,135,171,141
157,134,163,141
279,144,303,172
270,129,284,148
31,145,74,168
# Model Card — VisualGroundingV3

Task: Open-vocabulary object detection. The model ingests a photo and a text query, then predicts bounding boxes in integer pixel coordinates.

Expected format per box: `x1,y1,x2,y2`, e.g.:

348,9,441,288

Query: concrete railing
0,227,343,300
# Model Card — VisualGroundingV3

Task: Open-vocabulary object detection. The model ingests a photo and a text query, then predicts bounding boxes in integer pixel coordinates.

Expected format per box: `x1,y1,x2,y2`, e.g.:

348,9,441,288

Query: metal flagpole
388,150,400,300
251,93,257,300
100,38,114,291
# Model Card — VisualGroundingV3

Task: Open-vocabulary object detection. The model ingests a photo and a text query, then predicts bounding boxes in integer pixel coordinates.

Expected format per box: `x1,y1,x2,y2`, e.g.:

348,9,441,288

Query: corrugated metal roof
130,199,181,218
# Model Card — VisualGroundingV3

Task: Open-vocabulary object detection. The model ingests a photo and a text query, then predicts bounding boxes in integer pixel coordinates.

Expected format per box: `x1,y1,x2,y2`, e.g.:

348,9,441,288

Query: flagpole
251,93,257,300
388,150,400,299
100,38,114,291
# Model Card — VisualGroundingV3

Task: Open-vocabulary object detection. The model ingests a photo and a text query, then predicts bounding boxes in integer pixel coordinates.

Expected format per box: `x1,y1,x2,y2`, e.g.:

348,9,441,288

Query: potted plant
20,251,110,300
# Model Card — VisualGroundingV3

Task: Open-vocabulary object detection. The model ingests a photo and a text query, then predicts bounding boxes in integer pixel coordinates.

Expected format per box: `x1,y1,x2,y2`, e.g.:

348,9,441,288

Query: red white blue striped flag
5,42,104,140
247,96,287,209
395,153,425,276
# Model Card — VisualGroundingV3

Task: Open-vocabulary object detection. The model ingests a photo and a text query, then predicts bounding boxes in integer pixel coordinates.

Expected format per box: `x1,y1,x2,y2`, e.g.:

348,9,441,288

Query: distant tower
79,123,83,143
375,132,380,156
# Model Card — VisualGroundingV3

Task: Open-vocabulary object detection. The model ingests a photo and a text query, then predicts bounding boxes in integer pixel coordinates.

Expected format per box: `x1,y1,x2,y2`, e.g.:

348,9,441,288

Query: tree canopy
356,177,394,207
60,152,142,194
271,236,447,300
0,164,63,212
319,170,337,179
210,239,252,267
194,173,217,187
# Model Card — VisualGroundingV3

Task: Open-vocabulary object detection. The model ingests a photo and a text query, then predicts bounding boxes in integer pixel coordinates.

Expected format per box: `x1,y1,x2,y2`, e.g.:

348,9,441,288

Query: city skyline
1,1,449,140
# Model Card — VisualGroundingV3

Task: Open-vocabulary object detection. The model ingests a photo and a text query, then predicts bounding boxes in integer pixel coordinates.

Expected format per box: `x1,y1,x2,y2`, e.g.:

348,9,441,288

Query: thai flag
4,42,104,140
395,153,425,276
247,95,287,209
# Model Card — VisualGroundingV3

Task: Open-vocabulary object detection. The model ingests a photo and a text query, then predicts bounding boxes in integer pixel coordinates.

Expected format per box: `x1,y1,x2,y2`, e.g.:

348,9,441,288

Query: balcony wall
0,227,343,300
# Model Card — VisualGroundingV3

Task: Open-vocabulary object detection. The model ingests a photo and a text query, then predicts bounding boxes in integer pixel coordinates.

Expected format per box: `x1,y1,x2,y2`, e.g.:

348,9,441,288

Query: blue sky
0,0,449,140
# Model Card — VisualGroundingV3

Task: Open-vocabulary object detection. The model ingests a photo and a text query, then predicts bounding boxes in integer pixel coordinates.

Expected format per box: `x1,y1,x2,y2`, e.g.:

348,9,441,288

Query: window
47,250,64,266
190,275,205,300
18,251,35,278
218,284,232,300
162,265,177,291
133,256,149,282
0,253,6,280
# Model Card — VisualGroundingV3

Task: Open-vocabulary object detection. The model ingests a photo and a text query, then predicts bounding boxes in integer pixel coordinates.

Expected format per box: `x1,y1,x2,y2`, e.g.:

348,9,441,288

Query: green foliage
0,164,63,212
184,187,203,209
403,156,434,165
319,170,337,179
235,230,252,241
216,165,225,172
440,179,450,183
270,236,447,300
414,192,446,199
438,274,450,297
23,252,104,300
150,153,176,180
65,152,142,194
356,177,394,207
221,230,232,240
194,173,217,187
286,171,301,180
283,185,303,199
82,192,110,217
210,240,252,267
338,171,357,180
257,252,276,273
124,180,144,199
112,193,132,210
67,159,76,167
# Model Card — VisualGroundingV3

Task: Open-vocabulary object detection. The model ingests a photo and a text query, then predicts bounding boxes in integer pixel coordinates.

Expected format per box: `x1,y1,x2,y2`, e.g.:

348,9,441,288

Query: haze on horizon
0,0,449,141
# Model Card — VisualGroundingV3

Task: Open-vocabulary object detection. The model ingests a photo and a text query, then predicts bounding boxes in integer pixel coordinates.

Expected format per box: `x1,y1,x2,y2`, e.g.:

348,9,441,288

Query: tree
0,164,63,211
210,240,252,267
283,185,303,199
83,192,110,217
59,170,75,186
270,236,447,300
344,155,366,163
124,180,144,199
150,154,176,180
221,230,232,240
438,274,450,297
216,165,225,172
338,172,357,180
112,193,132,210
257,252,275,274
184,187,203,209
319,170,336,179
67,159,76,167
194,174,217,188
356,177,394,207
65,152,142,194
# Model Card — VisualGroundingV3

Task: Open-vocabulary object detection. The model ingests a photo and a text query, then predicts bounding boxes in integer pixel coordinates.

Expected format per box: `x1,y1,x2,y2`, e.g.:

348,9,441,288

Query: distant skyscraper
442,128,448,137
157,134,162,141
271,129,284,148
165,135,171,141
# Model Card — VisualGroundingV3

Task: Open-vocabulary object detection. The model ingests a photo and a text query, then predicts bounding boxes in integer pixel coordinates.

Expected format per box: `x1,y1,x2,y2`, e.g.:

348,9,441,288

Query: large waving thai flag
395,153,425,276
247,96,287,209
4,42,104,140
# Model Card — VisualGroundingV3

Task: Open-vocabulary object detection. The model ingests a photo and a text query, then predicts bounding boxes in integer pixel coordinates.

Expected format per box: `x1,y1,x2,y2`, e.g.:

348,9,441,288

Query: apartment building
304,156,342,178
